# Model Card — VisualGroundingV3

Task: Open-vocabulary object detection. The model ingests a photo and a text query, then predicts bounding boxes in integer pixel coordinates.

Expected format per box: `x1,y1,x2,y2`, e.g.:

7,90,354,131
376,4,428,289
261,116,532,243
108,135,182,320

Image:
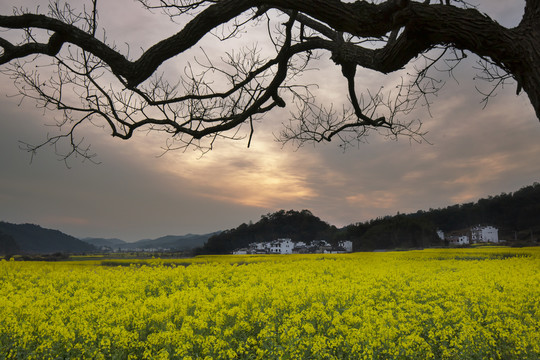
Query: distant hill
202,209,335,254
0,222,96,254
407,182,540,242
343,183,540,249
0,230,20,255
4,183,539,255
201,183,540,254
82,233,218,251
120,233,218,251
82,237,127,248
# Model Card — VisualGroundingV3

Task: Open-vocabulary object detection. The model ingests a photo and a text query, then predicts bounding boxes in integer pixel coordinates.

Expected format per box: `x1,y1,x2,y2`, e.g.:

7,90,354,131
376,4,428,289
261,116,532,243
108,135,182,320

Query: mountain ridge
81,233,219,251
201,183,540,253
0,222,96,255
3,183,539,255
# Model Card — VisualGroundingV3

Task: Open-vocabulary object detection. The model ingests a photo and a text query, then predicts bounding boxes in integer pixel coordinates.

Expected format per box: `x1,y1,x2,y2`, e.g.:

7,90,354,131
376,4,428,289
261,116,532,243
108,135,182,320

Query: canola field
1,247,539,360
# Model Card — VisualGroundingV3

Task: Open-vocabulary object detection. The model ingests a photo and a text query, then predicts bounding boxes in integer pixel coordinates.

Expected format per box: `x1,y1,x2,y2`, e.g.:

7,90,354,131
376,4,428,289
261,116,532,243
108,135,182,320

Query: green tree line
201,183,540,254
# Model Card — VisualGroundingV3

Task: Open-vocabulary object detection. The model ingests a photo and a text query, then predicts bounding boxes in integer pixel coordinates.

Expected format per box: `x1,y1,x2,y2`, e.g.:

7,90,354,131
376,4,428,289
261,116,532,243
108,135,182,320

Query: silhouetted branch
1,0,539,160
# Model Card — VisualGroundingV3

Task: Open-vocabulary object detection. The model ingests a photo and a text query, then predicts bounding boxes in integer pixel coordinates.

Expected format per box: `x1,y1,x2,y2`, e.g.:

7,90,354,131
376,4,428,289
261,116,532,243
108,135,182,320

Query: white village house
235,238,294,254
448,235,470,246
233,239,353,255
339,240,353,252
442,225,499,245
270,238,294,254
233,225,500,254
471,225,499,243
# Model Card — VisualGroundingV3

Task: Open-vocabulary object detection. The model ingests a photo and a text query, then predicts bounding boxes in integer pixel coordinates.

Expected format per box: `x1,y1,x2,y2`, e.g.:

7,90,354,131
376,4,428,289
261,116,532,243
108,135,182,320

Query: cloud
346,192,399,210
153,136,319,208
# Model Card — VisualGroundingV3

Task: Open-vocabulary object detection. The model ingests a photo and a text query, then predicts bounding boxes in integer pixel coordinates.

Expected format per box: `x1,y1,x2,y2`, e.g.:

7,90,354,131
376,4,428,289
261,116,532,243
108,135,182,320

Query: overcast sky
1,0,538,242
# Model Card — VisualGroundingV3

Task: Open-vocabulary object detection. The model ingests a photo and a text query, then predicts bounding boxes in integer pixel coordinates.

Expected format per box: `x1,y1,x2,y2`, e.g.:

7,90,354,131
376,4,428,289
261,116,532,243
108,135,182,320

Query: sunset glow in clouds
0,0,539,241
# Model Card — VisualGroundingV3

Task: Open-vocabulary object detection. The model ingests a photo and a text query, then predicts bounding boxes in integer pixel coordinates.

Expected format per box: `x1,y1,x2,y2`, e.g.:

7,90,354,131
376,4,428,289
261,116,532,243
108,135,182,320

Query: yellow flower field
1,248,539,359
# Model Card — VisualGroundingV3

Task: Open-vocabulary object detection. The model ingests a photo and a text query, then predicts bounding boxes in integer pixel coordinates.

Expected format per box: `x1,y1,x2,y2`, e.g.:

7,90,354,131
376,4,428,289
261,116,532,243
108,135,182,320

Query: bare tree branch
1,0,540,160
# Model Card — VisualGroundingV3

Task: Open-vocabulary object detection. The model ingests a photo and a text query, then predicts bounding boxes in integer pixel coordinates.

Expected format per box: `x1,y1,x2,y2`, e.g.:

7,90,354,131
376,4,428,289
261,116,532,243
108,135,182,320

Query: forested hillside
412,183,540,240
0,230,20,255
202,210,335,254
3,184,538,255
0,222,96,254
341,216,441,251
201,183,540,253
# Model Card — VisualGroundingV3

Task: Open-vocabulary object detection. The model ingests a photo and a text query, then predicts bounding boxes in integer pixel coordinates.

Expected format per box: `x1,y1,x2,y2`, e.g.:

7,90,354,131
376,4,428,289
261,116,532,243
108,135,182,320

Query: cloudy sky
1,0,538,242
